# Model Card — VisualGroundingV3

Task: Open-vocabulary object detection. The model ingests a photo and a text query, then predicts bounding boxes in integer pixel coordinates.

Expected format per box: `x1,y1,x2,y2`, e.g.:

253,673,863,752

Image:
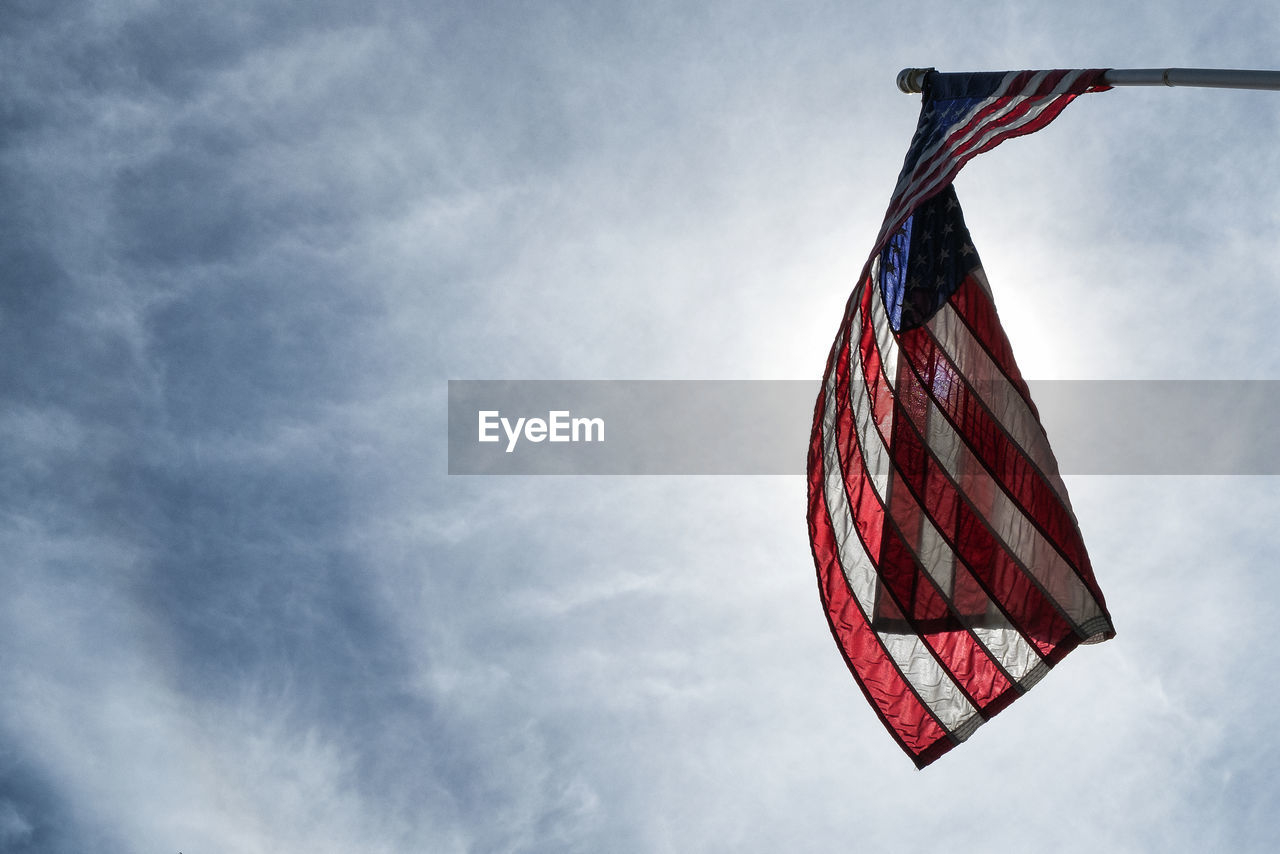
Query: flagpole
896,67,1280,94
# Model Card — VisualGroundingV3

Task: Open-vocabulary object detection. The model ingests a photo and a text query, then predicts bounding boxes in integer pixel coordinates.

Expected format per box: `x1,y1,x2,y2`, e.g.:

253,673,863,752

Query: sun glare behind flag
808,69,1116,768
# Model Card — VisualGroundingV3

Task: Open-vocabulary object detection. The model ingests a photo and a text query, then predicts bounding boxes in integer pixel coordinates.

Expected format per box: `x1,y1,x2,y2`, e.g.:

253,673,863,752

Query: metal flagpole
896,67,1280,94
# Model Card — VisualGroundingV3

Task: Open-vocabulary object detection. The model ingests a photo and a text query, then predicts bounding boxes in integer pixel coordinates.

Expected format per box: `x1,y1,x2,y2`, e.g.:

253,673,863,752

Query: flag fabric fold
808,69,1116,768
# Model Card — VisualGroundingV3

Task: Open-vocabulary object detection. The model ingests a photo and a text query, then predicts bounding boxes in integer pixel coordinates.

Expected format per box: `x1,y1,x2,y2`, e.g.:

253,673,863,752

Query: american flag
808,69,1116,768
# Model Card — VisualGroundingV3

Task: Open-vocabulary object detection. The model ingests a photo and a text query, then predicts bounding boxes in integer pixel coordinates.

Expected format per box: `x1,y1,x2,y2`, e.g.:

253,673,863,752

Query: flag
808,69,1117,768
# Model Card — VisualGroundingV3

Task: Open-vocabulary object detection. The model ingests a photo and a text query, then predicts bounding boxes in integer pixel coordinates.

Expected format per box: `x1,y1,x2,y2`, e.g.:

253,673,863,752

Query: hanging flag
808,69,1117,768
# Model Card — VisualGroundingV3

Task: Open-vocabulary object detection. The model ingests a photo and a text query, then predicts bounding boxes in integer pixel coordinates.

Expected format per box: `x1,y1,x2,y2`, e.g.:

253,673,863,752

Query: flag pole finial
897,68,931,94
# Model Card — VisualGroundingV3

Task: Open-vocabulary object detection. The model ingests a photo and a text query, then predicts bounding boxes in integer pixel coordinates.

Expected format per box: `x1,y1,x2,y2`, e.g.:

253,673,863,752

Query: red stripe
876,509,1016,705
888,92,1070,228
854,280,893,437
922,71,1080,179
807,387,952,766
897,324,1093,581
947,274,1036,411
963,94,1081,163
832,318,1014,710
849,280,1049,681
894,329,1115,622
829,338,885,562
854,301,1077,657
881,79,1091,247
939,79,1058,155
944,95,1066,170
879,70,1108,256
891,73,1041,206
886,370,1079,655
886,95,1037,221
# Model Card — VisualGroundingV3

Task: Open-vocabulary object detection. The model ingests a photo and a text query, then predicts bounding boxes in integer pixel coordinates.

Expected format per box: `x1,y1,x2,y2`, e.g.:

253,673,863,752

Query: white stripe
879,72,1053,240
915,291,1104,629
911,70,1091,196
970,264,995,299
901,70,1091,207
972,628,1043,690
915,357,1106,632
883,73,1026,209
914,485,954,589
858,288,1045,680
867,257,899,388
864,242,1103,634
820,329,880,611
880,70,1094,246
926,299,1073,505
889,86,1081,244
859,284,1045,679
846,307,892,497
873,630,978,741
819,330,980,733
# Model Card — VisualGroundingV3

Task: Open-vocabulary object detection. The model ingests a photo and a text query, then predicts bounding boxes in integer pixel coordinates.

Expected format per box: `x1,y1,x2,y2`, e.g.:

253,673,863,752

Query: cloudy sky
4,1,1280,852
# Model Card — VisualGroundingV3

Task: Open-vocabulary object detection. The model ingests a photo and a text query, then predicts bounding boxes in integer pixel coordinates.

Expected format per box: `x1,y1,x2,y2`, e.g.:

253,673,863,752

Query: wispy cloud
4,1,1280,851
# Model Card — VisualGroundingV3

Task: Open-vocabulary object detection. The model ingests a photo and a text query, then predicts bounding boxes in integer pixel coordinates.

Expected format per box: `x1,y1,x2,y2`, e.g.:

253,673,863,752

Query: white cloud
5,0,1280,851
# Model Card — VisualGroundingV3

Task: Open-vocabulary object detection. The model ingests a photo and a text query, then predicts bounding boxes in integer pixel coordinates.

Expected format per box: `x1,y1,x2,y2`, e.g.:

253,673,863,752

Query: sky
3,1,1280,852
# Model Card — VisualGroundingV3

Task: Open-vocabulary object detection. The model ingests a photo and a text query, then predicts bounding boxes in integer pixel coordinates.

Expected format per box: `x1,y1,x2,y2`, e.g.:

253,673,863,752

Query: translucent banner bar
448,380,1280,475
